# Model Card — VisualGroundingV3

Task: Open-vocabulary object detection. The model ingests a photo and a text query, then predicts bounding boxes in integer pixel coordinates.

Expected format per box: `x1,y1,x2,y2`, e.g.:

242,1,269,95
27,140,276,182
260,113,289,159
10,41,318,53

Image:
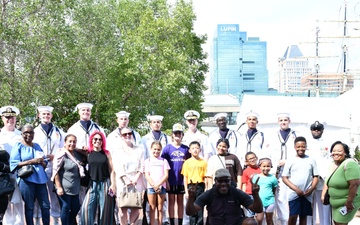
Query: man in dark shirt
186,168,262,225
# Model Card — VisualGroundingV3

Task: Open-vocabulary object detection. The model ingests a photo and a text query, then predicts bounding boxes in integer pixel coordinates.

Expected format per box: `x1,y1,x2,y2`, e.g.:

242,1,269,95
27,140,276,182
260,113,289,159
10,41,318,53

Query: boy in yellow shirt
181,141,207,225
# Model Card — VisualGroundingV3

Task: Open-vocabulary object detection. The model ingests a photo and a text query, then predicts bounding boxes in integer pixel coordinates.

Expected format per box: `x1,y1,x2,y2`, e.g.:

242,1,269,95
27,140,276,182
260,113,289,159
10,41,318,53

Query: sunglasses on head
122,132,132,137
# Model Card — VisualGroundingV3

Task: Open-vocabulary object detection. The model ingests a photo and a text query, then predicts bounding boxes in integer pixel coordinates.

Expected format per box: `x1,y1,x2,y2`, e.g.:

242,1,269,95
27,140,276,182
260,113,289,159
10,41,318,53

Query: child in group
282,136,319,225
161,123,191,225
181,141,207,225
144,141,171,225
241,152,261,218
252,158,278,225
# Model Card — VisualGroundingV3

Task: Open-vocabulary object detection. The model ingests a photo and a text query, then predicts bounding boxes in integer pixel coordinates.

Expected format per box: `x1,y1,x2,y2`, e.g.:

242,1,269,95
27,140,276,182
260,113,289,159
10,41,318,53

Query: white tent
237,94,353,149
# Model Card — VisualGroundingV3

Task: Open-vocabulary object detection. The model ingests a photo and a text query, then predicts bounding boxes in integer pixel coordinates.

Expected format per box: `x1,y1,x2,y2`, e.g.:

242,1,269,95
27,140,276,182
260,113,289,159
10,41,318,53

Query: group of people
0,103,359,225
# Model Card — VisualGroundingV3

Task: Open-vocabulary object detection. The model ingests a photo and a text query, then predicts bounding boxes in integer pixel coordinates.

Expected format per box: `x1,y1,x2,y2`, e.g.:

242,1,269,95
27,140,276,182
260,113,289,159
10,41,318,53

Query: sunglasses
122,132,132,137
215,178,231,184
93,138,102,142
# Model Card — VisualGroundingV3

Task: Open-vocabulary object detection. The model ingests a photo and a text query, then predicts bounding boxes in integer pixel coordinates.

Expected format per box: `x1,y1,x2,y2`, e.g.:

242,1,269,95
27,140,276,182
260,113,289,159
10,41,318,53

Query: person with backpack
186,168,263,225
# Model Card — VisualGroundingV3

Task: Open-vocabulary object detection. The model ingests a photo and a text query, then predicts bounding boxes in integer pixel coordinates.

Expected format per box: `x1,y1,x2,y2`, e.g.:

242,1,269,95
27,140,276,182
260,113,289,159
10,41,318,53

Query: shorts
147,187,166,195
289,196,312,217
167,185,185,194
264,203,275,213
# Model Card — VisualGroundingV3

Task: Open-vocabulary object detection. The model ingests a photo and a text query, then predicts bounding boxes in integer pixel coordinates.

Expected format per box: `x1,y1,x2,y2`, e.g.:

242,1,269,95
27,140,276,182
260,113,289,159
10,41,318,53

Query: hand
56,187,64,196
294,188,304,196
251,176,260,194
345,200,355,212
304,188,314,196
46,154,54,161
188,179,198,198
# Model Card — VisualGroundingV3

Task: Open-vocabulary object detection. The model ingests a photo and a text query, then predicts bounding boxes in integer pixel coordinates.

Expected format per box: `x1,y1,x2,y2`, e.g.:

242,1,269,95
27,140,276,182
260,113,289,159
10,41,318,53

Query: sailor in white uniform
237,111,267,166
67,102,104,225
268,113,300,225
33,106,65,225
306,121,332,225
208,113,241,158
0,106,24,225
142,115,170,159
107,110,142,155
182,110,214,161
141,115,170,225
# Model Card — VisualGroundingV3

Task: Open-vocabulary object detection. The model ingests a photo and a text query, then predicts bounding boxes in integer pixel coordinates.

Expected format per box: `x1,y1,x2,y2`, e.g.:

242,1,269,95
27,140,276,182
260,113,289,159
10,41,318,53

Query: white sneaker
34,217,41,225
53,217,61,225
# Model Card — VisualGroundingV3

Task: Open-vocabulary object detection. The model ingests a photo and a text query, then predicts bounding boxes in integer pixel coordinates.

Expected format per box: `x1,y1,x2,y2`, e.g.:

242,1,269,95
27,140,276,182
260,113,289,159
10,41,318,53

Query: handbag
0,173,15,196
323,189,330,205
119,186,143,208
17,165,35,179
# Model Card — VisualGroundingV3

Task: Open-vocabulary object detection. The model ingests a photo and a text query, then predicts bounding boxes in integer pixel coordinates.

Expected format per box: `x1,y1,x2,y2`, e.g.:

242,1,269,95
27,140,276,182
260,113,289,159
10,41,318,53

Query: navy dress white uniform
182,110,214,160
0,106,24,225
267,113,300,225
142,115,170,159
67,103,104,225
208,113,241,157
237,111,267,165
107,111,142,155
33,106,65,225
67,103,105,149
306,121,332,225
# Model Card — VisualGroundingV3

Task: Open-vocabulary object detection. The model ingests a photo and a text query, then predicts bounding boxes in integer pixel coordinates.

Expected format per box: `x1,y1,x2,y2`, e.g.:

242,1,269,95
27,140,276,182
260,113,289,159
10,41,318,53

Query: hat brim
2,112,16,117
186,116,198,120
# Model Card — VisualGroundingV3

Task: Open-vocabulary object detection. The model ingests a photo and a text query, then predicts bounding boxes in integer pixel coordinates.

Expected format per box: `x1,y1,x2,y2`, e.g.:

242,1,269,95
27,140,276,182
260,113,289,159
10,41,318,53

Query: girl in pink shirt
144,141,170,225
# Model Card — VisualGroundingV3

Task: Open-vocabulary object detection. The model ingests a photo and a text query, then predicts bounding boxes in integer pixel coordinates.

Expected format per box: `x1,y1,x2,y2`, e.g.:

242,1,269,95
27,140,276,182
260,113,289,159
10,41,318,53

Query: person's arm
54,173,64,196
184,175,189,198
305,176,318,196
247,176,263,213
282,176,304,196
185,182,202,216
345,179,360,211
321,182,328,203
107,154,116,194
236,175,242,189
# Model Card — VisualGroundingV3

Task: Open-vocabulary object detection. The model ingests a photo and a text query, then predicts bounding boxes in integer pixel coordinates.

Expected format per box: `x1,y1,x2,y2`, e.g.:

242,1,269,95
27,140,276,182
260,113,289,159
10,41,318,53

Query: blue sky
191,0,360,88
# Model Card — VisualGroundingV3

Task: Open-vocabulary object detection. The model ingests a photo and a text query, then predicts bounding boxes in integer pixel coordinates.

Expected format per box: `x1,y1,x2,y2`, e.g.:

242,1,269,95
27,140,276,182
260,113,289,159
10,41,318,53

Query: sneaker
34,217,41,225
162,222,170,225
53,217,61,225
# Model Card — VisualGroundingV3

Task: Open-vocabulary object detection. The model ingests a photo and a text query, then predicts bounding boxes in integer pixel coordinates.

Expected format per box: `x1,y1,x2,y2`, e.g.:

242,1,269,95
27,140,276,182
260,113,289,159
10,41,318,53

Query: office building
210,24,268,96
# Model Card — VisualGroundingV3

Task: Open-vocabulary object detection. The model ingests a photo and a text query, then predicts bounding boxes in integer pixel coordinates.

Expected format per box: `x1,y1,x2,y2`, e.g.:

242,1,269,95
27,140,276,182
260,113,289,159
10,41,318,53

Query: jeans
19,179,50,225
57,194,80,225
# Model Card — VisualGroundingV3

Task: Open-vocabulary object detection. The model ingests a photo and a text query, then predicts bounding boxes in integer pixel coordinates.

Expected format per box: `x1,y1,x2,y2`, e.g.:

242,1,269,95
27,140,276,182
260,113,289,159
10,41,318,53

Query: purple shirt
161,144,190,185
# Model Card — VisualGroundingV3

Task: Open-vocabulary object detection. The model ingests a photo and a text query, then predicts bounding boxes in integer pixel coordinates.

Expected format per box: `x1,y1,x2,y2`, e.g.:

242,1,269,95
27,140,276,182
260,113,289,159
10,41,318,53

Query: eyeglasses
215,178,231,184
93,138,102,142
122,132,132,137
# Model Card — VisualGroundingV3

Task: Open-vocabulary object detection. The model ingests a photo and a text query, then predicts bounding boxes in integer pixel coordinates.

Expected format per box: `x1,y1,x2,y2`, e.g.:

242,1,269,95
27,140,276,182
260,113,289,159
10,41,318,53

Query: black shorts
167,185,185,194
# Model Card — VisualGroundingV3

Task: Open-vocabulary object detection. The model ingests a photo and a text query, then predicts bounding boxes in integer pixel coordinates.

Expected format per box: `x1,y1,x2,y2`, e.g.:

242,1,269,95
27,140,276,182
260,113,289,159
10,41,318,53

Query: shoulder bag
0,173,15,196
119,185,143,209
18,148,35,179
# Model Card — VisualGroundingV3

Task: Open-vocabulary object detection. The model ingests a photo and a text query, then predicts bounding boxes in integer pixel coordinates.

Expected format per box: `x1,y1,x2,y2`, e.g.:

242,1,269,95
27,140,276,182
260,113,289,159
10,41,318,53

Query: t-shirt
144,156,170,189
195,187,253,225
59,154,82,195
282,155,318,202
241,166,261,194
161,144,191,185
206,153,242,183
181,157,207,183
252,174,278,207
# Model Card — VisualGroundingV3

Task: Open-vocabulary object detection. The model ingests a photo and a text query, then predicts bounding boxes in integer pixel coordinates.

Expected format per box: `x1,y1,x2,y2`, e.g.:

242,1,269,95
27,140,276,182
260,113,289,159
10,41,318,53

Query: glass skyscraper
210,24,268,96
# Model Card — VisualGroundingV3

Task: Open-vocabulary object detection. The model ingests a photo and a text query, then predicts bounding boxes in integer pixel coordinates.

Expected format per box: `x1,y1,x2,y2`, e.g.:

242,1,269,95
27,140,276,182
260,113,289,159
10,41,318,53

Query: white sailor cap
115,111,131,118
245,111,259,119
37,106,54,113
214,113,227,121
172,123,184,132
148,115,163,121
76,103,93,110
277,112,291,119
184,110,200,120
0,106,20,117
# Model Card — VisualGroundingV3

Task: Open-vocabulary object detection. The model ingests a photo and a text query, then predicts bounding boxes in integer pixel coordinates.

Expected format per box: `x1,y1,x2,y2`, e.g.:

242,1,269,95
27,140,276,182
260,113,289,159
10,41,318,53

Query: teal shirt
253,174,278,207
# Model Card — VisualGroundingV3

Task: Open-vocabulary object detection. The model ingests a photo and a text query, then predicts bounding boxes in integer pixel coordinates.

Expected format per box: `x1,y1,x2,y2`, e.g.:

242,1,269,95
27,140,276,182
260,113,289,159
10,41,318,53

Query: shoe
53,217,61,225
34,217,41,225
162,222,170,225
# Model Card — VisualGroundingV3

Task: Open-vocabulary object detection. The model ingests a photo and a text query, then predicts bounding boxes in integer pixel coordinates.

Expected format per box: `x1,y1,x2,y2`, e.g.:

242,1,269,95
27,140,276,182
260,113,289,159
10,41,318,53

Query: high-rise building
277,45,312,94
210,24,268,96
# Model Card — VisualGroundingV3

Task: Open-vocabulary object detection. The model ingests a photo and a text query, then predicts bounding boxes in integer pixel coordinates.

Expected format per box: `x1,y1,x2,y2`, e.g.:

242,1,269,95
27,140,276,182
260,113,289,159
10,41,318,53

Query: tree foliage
0,0,208,133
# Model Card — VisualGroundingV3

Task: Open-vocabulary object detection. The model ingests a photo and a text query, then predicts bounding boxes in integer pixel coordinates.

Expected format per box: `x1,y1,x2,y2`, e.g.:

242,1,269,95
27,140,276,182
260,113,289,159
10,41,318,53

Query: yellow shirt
181,157,207,183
